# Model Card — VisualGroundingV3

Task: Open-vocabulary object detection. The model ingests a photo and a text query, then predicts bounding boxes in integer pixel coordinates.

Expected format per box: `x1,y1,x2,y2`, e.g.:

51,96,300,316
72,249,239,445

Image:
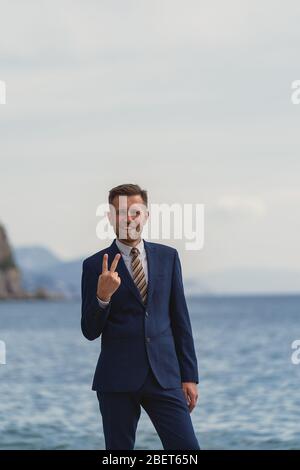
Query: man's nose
127,214,135,222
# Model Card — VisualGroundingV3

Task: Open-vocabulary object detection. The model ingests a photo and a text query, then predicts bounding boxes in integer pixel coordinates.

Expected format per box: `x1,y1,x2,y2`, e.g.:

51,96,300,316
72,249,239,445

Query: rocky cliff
0,223,25,299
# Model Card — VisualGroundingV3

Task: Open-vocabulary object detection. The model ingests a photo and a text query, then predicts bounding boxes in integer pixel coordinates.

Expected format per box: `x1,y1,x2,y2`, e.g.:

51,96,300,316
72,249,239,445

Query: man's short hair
108,184,148,206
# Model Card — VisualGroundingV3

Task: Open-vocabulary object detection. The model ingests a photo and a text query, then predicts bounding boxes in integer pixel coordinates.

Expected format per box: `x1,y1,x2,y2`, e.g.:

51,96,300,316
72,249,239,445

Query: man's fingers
188,392,198,412
182,387,198,413
102,253,108,273
189,403,195,413
110,253,121,272
183,389,189,405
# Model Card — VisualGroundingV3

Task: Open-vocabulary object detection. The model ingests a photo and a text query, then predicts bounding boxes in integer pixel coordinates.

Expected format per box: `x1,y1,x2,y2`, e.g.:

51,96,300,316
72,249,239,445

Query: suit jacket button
145,311,149,317
146,337,151,342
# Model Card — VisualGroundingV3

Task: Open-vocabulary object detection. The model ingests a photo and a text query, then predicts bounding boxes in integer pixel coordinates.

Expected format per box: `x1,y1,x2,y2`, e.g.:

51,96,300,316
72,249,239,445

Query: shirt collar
115,238,145,257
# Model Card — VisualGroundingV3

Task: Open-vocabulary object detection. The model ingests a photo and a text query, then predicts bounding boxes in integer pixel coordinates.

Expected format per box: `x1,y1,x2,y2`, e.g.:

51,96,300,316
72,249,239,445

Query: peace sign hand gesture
97,253,121,302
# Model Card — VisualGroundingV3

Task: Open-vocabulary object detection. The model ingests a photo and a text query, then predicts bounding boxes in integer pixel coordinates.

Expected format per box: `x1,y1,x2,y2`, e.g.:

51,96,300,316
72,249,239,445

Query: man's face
108,195,149,241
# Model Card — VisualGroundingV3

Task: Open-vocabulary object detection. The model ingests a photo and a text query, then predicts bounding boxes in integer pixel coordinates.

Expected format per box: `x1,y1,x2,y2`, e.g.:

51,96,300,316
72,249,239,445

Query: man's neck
117,237,142,248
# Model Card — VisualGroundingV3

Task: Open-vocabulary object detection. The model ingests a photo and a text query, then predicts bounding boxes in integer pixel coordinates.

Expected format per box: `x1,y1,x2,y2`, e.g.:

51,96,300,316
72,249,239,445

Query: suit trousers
96,366,200,450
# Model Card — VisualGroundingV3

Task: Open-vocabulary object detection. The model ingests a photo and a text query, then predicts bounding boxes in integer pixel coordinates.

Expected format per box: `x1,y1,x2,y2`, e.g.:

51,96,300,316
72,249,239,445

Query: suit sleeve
169,250,199,384
81,259,111,340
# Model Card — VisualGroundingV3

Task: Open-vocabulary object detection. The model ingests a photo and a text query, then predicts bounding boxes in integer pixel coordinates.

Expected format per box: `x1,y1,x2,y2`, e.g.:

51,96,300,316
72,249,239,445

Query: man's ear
141,209,149,227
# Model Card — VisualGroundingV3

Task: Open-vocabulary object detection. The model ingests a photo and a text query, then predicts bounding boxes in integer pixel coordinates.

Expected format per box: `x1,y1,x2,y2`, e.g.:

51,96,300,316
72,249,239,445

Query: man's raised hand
97,253,121,302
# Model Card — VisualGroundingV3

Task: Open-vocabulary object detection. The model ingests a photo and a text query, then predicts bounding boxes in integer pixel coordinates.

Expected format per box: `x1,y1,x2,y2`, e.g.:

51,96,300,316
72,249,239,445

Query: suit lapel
143,239,157,307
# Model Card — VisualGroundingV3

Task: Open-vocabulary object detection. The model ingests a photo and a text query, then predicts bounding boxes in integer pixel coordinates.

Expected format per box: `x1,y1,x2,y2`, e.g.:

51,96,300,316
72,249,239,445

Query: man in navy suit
81,184,200,450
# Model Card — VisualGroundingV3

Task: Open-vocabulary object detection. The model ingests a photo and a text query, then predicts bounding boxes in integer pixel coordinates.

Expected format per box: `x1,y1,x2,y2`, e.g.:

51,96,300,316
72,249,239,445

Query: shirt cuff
96,296,110,308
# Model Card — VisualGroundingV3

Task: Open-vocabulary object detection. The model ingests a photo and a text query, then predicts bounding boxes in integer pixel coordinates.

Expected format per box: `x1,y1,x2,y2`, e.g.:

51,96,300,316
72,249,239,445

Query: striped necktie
130,247,147,304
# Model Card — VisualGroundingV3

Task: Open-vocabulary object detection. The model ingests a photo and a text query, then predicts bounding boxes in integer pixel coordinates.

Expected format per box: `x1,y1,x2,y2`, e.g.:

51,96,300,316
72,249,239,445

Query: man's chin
117,230,142,242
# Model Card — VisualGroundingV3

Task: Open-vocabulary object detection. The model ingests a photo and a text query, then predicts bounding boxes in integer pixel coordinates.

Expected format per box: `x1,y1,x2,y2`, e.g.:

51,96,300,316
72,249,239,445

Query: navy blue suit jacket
81,238,199,392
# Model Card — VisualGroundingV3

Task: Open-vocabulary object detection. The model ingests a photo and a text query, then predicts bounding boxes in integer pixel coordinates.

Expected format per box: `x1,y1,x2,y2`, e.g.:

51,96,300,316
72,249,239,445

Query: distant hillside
14,246,61,272
15,246,83,300
200,268,300,295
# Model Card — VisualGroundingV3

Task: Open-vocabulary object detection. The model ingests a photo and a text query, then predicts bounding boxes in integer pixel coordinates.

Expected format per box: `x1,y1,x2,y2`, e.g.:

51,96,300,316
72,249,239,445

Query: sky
0,0,300,283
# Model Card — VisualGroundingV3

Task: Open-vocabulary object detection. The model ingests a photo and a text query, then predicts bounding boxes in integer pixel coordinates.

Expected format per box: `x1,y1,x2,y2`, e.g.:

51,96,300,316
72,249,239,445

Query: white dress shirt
97,238,148,307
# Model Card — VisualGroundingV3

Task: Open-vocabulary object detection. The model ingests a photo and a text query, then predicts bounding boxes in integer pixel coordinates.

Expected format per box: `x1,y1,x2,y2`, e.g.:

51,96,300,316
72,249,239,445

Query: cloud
214,195,267,218
0,1,254,60
1,0,300,62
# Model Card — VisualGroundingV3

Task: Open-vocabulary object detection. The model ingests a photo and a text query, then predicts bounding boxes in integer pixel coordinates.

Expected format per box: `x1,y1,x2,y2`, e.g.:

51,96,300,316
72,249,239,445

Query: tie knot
131,247,140,256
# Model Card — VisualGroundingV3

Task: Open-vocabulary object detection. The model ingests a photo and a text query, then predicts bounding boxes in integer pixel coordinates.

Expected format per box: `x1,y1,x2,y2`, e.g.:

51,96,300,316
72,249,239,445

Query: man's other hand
181,382,199,413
